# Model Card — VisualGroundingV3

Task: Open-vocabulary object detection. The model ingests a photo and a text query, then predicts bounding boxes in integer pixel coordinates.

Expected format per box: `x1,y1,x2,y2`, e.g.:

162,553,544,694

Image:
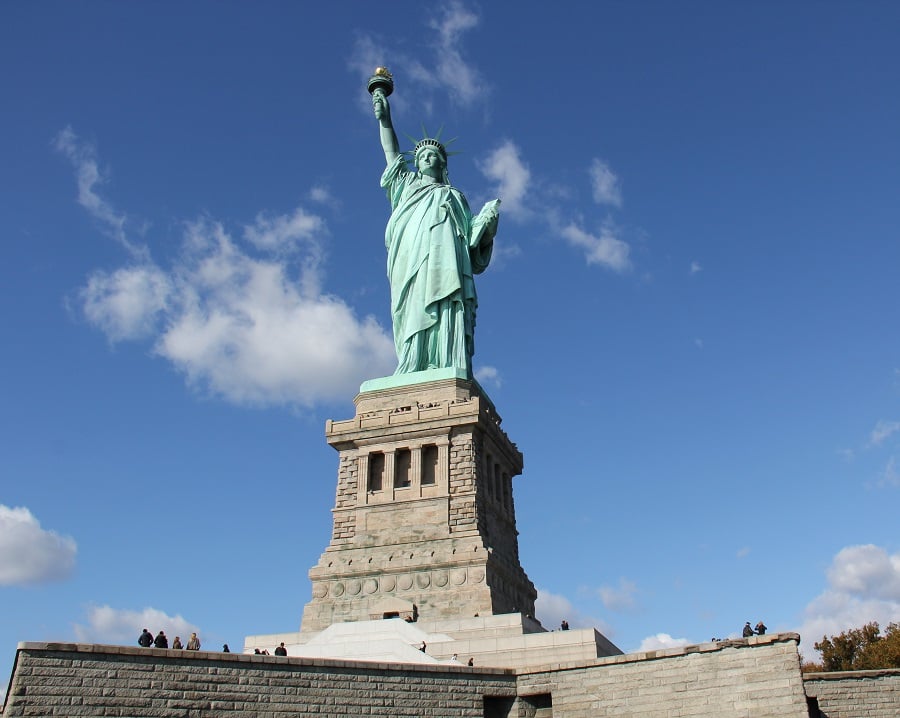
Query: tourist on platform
419,641,427,652
172,636,183,650
467,657,474,666
186,632,201,650
222,644,230,652
560,620,569,631
274,642,287,656
154,631,168,648
742,622,754,638
138,628,154,648
755,621,767,635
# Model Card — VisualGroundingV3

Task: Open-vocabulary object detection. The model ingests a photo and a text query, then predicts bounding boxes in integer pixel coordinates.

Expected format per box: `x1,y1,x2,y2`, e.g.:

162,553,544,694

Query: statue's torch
367,66,394,98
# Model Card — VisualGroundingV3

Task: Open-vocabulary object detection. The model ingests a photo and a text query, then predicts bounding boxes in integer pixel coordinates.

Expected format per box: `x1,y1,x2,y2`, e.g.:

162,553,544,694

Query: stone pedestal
301,376,537,632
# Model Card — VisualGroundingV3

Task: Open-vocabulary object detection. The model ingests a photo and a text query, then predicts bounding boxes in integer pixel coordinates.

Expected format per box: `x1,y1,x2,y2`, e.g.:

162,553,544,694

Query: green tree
809,622,900,672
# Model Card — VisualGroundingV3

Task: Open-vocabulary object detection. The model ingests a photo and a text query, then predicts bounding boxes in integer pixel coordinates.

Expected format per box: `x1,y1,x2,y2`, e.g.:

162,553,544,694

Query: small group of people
138,629,201,651
253,642,288,656
742,621,767,637
449,653,475,666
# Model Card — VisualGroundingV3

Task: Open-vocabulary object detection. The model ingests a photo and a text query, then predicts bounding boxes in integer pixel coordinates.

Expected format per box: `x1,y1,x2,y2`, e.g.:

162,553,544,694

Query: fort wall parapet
7,634,892,717
803,667,900,718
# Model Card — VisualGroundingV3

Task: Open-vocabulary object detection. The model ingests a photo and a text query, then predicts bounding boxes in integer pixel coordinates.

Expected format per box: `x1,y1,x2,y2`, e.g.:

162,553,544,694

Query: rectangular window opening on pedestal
368,452,385,492
421,444,438,485
396,448,412,488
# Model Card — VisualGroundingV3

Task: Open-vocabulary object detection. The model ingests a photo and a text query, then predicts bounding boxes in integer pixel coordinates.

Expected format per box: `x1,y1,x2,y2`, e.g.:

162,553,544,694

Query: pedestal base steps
245,613,621,669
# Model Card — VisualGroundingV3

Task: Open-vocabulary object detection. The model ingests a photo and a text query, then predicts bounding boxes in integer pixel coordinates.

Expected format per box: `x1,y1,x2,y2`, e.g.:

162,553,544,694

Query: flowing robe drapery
381,155,494,375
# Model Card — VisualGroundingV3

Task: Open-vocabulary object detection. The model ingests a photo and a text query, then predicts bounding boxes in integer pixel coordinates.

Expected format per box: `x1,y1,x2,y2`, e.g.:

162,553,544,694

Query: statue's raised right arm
372,90,400,167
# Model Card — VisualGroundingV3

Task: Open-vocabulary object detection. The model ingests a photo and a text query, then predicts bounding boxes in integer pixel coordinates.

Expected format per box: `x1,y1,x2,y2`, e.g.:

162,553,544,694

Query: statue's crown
414,137,447,160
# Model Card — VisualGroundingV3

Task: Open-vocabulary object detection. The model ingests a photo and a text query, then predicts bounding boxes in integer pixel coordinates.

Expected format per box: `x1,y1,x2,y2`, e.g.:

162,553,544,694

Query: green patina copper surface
370,70,500,381
359,367,468,393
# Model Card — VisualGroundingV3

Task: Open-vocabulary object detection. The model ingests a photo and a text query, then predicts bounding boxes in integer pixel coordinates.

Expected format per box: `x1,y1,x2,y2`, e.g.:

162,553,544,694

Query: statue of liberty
369,68,500,378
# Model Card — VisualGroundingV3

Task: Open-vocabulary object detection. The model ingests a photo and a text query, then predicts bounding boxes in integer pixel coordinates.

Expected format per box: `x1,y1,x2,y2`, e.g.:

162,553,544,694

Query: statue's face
416,148,445,180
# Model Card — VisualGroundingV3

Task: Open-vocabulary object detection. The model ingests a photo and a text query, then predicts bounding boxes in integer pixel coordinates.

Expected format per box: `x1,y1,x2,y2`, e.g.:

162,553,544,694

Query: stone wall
2,643,517,717
7,635,889,717
804,668,900,718
517,634,811,717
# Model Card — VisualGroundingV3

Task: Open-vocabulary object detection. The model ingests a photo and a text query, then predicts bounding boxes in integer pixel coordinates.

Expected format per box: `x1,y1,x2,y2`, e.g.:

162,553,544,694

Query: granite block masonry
6,633,866,717
301,377,541,632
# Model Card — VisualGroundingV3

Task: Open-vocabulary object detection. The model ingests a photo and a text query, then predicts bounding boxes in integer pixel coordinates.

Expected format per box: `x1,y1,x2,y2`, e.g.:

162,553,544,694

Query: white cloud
826,544,900,600
535,588,612,635
474,365,500,388
797,544,900,658
54,127,148,262
73,605,200,645
477,141,531,219
243,207,325,253
0,506,77,586
428,1,486,106
80,265,171,341
736,546,751,559
868,420,900,448
637,633,691,652
597,578,638,611
350,1,486,112
151,218,396,407
309,185,338,207
876,456,900,488
589,159,623,208
560,222,631,272
60,128,396,409
690,261,702,274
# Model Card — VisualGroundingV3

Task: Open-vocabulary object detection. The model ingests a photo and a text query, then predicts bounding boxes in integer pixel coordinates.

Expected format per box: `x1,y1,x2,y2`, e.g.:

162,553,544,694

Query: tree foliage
806,622,900,672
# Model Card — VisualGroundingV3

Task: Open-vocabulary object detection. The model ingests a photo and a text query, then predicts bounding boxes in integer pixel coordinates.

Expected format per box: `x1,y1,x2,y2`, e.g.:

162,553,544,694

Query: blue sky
2,0,900,687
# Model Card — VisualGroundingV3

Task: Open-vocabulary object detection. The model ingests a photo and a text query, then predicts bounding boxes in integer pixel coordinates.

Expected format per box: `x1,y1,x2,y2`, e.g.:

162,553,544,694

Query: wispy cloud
560,221,631,272
54,127,149,262
59,129,396,409
589,159,623,208
309,185,338,208
535,588,613,635
637,633,691,652
0,505,77,586
474,365,501,388
868,420,900,448
797,544,900,658
243,207,325,254
690,261,702,274
597,578,639,612
875,456,899,488
350,1,487,112
81,265,172,342
477,141,531,219
73,605,200,645
428,1,487,106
